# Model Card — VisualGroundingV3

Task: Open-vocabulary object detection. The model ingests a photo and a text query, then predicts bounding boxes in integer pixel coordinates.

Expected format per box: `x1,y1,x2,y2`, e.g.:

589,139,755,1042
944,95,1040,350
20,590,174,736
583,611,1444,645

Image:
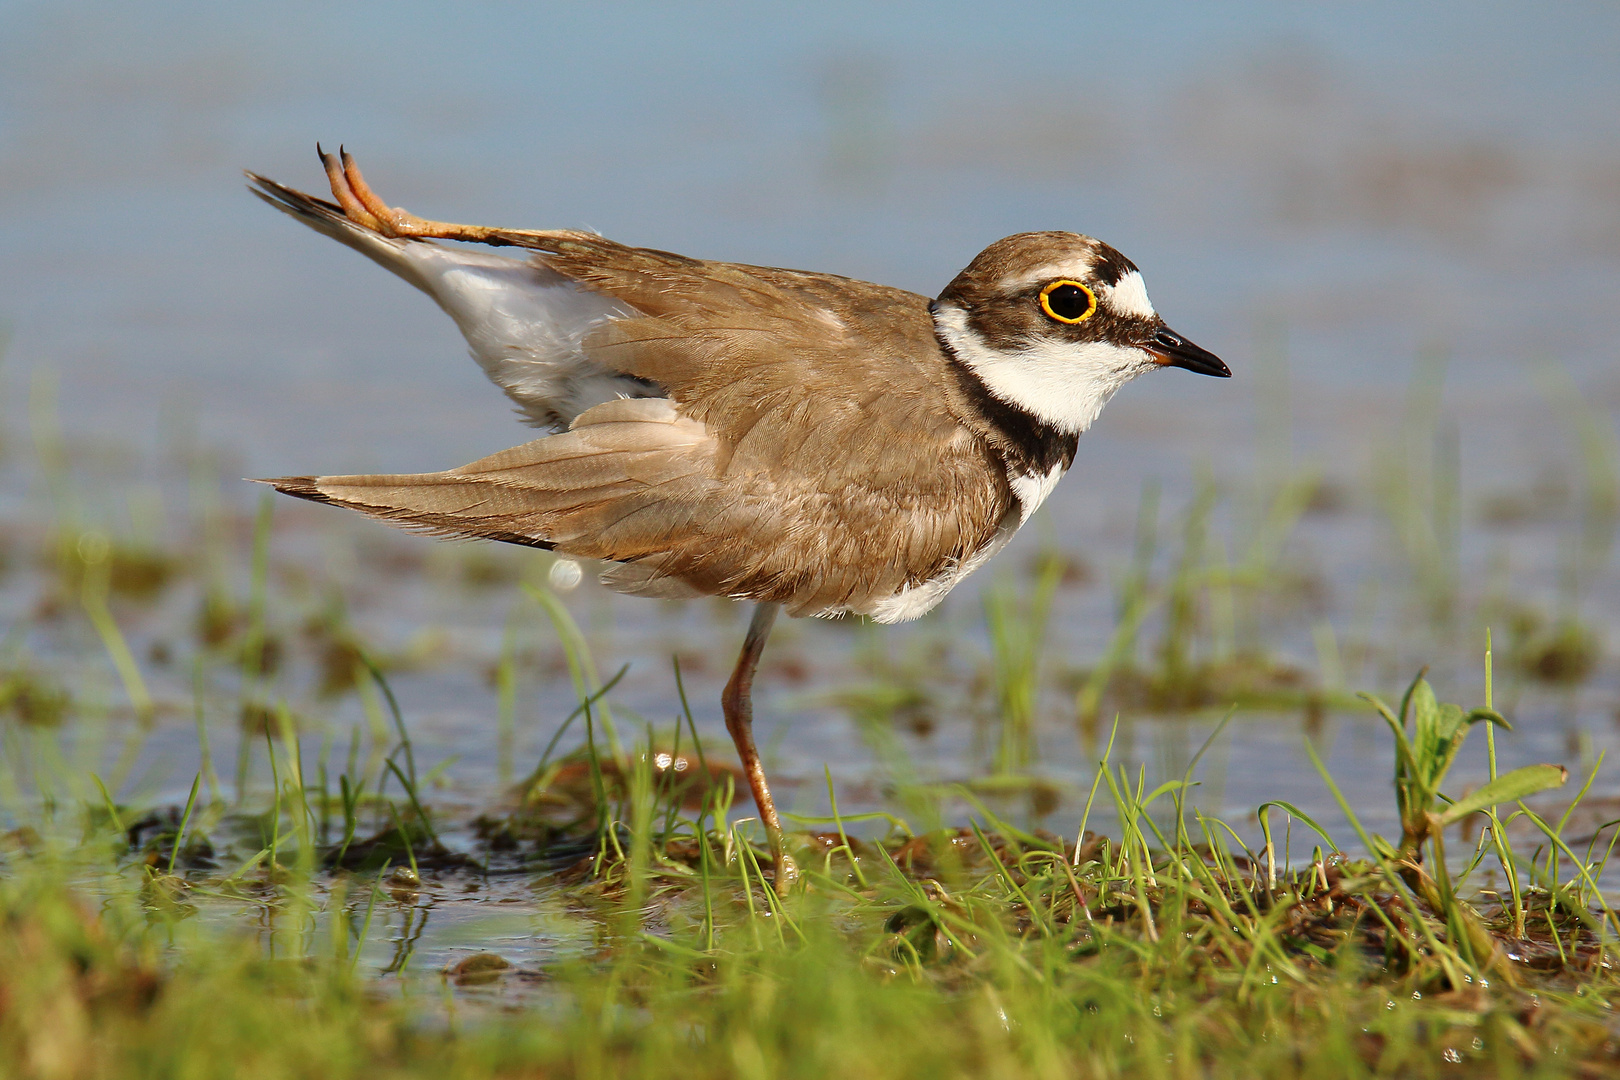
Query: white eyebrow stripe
1010,260,1095,292
1107,270,1155,319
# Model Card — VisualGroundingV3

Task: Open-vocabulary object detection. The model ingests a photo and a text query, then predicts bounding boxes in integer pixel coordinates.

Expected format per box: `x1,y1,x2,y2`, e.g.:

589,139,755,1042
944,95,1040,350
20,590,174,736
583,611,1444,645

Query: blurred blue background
3,1,1617,473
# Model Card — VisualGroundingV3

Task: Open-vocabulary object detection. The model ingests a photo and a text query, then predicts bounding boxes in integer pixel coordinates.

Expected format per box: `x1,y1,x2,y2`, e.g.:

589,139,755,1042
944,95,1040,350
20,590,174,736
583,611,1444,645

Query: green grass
2,644,1618,1079
2,349,1617,1077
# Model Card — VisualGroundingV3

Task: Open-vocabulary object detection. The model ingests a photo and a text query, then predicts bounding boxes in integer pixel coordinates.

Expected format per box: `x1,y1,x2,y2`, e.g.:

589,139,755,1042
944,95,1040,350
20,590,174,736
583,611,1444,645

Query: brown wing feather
536,240,1009,517
268,397,712,548
267,394,1009,618
261,193,1017,616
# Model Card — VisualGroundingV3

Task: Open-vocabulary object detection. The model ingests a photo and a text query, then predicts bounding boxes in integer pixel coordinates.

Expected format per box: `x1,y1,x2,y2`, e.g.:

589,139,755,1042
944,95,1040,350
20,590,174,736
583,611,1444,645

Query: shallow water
2,2,1619,884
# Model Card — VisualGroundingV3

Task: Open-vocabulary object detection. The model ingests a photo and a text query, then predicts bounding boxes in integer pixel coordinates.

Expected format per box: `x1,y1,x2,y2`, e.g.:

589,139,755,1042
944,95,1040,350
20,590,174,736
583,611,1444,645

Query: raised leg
721,602,798,889
315,144,566,249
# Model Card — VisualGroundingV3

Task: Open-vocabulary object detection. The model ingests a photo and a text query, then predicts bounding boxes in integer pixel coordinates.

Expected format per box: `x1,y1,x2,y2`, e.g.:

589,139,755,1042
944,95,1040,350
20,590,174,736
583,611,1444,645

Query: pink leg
721,603,798,889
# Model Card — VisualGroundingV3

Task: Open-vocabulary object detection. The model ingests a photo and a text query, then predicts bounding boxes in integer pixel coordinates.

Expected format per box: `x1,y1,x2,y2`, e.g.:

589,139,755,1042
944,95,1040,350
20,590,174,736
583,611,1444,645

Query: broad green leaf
1398,669,1428,729
1437,764,1569,826
1432,711,1473,784
1410,680,1439,760
1410,677,1437,724
1434,701,1468,743
1432,702,1503,786
1432,705,1512,791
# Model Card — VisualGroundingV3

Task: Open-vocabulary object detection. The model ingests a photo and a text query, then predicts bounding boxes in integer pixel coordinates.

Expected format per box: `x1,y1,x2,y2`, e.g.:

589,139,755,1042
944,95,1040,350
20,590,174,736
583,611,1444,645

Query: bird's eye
1039,280,1097,324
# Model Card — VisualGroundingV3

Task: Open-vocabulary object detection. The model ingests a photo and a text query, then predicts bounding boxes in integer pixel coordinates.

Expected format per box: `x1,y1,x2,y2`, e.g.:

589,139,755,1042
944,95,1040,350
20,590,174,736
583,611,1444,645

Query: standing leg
721,602,798,889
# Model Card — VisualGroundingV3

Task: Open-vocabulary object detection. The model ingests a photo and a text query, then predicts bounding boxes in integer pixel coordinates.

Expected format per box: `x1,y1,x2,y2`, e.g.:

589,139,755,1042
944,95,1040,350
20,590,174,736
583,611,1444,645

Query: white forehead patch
1106,270,1155,319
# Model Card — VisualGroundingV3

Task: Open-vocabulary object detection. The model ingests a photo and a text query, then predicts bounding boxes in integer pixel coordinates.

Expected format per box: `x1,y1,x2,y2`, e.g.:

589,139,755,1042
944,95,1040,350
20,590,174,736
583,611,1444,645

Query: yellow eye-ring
1039,279,1097,324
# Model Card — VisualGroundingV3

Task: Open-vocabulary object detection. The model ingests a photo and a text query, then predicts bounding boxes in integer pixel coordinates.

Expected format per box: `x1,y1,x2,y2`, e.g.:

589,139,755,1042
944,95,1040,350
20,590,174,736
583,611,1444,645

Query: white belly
859,462,1067,624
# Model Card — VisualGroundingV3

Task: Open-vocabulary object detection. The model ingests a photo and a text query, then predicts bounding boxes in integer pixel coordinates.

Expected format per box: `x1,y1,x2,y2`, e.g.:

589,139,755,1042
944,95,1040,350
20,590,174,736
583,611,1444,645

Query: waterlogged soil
4,487,1615,878
0,0,1618,967
92,800,1620,1025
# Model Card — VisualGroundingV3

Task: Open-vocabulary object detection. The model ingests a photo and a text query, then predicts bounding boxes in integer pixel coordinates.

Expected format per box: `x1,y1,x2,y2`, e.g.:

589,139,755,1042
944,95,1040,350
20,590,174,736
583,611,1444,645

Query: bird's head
932,232,1229,436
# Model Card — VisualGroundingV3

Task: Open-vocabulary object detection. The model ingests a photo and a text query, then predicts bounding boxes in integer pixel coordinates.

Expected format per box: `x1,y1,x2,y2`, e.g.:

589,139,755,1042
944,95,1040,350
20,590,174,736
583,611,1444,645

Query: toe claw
340,149,424,238
297,146,529,248
321,144,384,232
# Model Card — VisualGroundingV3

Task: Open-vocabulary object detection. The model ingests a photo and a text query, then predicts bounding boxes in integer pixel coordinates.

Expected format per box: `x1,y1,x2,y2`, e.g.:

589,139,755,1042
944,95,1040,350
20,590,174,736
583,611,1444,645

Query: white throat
933,304,1148,435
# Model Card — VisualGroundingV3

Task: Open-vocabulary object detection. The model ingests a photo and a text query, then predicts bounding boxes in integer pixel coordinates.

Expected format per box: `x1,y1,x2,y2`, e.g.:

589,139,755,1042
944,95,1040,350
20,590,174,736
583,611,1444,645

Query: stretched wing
248,173,657,429
255,153,1017,619
267,395,1010,621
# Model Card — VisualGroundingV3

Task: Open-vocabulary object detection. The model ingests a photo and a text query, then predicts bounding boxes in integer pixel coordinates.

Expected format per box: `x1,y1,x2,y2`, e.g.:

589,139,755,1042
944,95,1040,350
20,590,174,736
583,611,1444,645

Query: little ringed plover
247,148,1229,888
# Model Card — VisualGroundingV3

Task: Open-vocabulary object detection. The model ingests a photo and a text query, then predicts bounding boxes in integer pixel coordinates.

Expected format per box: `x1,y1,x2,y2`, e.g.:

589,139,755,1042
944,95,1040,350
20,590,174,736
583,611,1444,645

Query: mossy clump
0,668,71,727
51,533,180,603
1502,608,1604,684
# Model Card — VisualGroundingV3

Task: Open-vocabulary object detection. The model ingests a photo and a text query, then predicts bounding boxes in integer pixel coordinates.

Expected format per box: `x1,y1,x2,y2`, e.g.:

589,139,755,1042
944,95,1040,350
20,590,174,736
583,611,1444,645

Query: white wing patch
253,177,652,431
402,245,654,428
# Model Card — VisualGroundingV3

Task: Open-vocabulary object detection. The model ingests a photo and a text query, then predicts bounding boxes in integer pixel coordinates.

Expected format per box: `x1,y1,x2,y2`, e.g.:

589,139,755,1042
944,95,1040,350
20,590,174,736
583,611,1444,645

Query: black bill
1146,327,1230,378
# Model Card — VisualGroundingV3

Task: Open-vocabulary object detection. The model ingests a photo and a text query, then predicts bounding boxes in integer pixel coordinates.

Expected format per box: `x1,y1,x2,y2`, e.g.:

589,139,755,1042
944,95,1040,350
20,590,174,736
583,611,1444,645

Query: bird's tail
245,170,436,295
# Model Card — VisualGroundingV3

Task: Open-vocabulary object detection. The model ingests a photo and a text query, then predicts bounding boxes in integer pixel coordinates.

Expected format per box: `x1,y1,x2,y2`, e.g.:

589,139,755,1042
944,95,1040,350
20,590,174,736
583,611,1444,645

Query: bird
247,147,1229,889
